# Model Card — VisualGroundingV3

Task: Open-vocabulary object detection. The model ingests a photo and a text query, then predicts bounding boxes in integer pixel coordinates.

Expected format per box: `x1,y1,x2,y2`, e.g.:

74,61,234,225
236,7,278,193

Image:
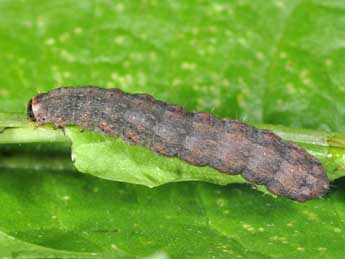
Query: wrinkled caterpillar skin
28,86,329,201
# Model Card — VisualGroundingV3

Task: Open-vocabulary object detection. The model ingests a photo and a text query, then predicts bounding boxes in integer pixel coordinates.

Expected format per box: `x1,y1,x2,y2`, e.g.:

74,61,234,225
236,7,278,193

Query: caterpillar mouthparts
28,86,329,201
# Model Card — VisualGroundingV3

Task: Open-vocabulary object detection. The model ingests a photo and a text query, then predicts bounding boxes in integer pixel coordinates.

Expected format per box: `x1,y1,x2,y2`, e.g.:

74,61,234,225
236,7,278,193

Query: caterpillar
27,86,329,201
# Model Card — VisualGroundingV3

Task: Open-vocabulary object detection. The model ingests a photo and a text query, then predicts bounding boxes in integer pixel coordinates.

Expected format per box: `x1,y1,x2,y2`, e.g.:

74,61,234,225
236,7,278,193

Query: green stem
0,112,35,128
0,113,68,144
0,127,68,144
0,113,345,179
1,112,343,146
256,123,345,148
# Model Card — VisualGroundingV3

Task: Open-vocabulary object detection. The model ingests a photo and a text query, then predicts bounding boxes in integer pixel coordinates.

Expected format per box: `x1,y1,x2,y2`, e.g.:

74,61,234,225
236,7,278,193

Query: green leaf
0,0,344,258
66,126,246,187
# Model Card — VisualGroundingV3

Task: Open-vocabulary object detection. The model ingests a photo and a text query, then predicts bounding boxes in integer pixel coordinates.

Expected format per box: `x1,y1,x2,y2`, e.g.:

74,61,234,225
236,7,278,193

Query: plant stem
0,127,68,144
256,123,345,148
1,112,343,147
0,113,68,144
0,113,345,179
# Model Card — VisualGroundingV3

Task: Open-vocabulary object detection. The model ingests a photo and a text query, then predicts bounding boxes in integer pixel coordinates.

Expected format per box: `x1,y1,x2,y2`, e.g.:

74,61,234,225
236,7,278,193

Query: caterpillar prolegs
28,87,329,201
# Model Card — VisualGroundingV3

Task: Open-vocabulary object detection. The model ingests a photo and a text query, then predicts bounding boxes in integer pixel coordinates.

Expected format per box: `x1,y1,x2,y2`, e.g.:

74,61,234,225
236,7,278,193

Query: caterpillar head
27,93,53,125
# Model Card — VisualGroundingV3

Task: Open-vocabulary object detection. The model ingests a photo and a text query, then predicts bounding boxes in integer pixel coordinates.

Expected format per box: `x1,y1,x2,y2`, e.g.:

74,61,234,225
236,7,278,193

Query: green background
0,0,344,258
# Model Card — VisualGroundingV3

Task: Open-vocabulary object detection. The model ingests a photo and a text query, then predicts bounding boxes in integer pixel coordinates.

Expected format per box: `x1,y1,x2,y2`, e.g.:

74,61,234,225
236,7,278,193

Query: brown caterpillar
27,86,329,201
